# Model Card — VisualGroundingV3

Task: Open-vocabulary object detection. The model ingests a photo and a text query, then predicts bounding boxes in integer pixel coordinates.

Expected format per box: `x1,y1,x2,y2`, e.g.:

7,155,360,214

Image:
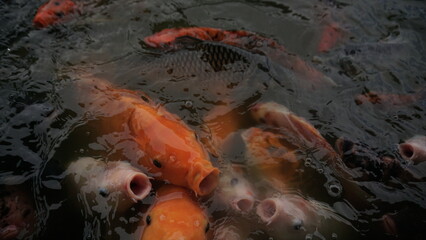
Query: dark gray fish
140,36,282,95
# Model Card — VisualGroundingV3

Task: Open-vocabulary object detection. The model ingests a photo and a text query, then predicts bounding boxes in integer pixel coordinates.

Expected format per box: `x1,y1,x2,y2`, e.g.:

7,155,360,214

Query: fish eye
205,222,210,233
292,219,303,230
99,188,109,197
54,1,60,6
146,215,151,226
230,178,239,186
54,11,65,18
153,159,162,168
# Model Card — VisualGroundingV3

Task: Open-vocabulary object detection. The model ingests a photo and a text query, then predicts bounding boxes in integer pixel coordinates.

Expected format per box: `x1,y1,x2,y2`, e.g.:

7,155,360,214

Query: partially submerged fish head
33,0,76,28
140,185,209,240
216,165,256,213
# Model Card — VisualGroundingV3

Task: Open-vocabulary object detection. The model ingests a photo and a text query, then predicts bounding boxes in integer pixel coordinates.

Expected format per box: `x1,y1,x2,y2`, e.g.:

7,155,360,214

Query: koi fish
66,157,152,214
144,27,336,87
0,185,36,240
355,90,425,107
75,77,219,196
335,138,405,182
317,22,345,52
33,0,77,28
140,35,272,99
139,185,209,240
256,193,353,239
243,102,370,208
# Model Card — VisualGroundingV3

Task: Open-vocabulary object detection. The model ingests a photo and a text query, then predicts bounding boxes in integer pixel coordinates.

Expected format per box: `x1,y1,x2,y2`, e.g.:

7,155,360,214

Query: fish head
217,165,256,212
241,127,301,184
140,186,209,240
33,0,76,28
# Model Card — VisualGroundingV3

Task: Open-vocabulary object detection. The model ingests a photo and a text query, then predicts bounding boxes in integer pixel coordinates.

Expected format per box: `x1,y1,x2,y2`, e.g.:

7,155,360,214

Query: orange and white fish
33,0,77,28
65,157,152,214
243,102,370,208
139,185,210,240
75,77,219,196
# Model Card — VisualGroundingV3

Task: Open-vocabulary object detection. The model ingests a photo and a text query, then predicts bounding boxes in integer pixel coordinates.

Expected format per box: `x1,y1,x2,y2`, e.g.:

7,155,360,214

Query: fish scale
142,38,271,88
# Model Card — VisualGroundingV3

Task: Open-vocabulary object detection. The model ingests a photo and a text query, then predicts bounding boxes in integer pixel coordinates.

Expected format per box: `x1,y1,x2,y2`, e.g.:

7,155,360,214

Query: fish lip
125,172,152,201
188,164,220,196
232,197,255,212
256,198,279,224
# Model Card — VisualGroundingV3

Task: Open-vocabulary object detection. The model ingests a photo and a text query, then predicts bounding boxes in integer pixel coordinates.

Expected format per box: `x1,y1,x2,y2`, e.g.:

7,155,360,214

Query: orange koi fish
243,102,370,208
144,27,336,88
139,185,209,240
317,22,345,53
76,77,219,196
33,0,76,28
355,89,425,107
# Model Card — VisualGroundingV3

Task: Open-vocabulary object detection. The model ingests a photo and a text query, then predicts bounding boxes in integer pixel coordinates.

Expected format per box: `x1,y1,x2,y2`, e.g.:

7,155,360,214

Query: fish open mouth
126,172,152,201
398,143,414,161
234,198,254,212
189,164,220,196
256,198,278,224
198,169,220,196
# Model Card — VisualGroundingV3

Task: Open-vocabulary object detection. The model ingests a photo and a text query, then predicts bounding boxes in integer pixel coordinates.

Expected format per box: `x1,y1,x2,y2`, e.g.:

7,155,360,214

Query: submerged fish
140,36,274,101
139,185,209,240
0,185,36,240
75,77,219,196
355,89,426,108
317,22,346,53
243,102,370,208
33,0,77,28
144,27,335,87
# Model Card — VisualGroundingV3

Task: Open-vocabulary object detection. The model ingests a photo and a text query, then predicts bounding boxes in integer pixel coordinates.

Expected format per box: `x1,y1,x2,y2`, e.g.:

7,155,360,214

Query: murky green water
1,0,425,239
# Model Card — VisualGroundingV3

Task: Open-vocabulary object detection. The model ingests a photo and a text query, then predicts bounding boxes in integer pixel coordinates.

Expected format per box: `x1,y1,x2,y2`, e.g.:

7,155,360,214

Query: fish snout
188,162,220,196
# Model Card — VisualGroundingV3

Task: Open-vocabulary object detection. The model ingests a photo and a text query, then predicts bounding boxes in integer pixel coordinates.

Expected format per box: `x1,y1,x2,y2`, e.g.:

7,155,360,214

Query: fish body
33,0,76,28
142,36,272,99
144,27,282,51
144,27,335,87
242,127,303,191
140,185,209,240
75,78,219,196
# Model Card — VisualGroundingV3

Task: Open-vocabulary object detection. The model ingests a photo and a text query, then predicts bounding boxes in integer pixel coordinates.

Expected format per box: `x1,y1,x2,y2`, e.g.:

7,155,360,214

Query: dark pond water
1,0,425,239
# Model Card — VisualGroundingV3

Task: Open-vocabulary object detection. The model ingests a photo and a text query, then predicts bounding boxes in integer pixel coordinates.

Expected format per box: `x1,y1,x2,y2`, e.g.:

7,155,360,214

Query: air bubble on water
185,100,193,108
326,181,343,197
304,158,312,167
317,168,324,174
305,234,313,240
